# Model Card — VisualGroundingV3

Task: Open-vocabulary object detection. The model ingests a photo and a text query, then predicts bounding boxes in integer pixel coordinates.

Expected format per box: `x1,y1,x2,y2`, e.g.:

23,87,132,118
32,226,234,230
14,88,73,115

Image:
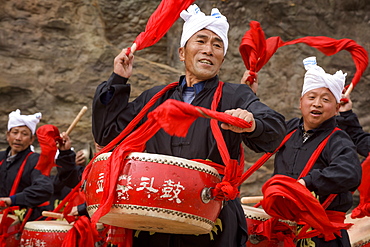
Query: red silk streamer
351,153,370,218
239,21,280,84
261,175,352,242
35,124,63,176
239,21,368,92
279,36,369,89
61,216,100,247
251,217,296,247
127,0,196,53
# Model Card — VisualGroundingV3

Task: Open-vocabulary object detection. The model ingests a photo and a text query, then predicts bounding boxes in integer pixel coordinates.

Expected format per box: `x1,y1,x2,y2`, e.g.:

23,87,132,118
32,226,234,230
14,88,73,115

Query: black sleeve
92,73,138,146
303,130,362,195
337,110,370,157
241,100,286,153
55,149,83,189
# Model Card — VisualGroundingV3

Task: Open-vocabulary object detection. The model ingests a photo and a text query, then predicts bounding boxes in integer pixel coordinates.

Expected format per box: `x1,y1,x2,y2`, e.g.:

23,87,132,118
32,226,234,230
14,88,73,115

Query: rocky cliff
0,0,369,196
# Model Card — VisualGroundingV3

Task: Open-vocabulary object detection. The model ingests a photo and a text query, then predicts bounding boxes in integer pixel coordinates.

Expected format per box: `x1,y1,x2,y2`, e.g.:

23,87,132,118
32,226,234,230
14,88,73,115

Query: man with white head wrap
272,57,361,246
92,4,286,247
0,109,53,221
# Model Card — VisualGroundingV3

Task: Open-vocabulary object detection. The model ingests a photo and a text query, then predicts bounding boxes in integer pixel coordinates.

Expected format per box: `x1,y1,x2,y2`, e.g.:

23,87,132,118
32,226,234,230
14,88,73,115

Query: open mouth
310,110,322,116
199,59,213,65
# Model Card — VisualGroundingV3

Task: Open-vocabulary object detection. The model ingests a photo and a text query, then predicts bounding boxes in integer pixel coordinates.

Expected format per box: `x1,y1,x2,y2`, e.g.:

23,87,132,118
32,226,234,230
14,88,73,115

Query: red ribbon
61,216,100,247
239,21,368,91
127,0,196,53
351,153,370,218
261,175,352,242
35,124,63,176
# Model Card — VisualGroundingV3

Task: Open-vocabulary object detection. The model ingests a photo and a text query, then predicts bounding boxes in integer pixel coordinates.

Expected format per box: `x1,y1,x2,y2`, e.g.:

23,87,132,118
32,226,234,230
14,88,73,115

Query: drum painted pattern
85,152,222,235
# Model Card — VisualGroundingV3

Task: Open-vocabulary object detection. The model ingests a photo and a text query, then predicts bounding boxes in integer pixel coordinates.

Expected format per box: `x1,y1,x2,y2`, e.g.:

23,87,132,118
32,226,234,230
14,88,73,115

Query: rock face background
0,0,369,197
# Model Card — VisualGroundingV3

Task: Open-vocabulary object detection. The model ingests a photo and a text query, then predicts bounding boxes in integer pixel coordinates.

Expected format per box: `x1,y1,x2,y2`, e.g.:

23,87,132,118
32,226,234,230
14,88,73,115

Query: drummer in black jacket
91,4,286,247
273,57,361,246
0,109,53,221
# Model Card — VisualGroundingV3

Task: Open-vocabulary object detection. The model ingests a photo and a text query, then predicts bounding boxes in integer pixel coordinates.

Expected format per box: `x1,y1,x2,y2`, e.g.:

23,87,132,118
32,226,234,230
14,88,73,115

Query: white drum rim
94,152,221,179
242,205,296,227
23,220,104,232
87,203,215,234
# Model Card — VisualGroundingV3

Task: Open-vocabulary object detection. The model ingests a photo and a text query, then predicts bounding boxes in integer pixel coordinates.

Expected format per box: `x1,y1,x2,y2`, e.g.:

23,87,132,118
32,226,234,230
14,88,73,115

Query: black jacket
0,146,53,220
91,73,286,247
274,116,362,212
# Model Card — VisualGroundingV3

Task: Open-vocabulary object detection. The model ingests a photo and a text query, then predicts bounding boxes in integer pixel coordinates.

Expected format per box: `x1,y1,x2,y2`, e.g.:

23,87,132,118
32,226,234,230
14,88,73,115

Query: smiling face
6,126,34,156
299,87,340,131
178,29,225,86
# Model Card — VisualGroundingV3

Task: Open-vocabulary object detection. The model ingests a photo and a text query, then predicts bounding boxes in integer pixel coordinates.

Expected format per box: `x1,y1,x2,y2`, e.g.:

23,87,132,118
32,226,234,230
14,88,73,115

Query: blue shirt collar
180,78,206,95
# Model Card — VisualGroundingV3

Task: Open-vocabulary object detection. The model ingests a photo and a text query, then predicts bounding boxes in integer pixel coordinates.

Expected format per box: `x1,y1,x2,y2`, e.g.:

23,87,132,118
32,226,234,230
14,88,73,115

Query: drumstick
65,106,88,135
344,82,354,98
241,196,263,204
42,211,64,220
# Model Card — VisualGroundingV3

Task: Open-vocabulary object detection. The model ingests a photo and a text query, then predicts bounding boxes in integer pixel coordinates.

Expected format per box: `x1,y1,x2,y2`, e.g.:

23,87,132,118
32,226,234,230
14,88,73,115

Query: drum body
243,205,297,246
346,214,370,247
20,220,104,246
0,214,21,246
85,152,222,234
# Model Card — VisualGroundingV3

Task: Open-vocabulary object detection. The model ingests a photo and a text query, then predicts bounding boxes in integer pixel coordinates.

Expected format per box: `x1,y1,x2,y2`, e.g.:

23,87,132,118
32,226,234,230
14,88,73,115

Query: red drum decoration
85,152,222,234
0,214,20,247
20,220,103,246
243,205,297,246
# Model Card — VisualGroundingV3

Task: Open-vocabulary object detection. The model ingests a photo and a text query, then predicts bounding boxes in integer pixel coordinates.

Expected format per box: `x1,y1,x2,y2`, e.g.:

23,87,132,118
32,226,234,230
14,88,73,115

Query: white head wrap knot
180,4,229,55
8,109,42,135
302,56,346,103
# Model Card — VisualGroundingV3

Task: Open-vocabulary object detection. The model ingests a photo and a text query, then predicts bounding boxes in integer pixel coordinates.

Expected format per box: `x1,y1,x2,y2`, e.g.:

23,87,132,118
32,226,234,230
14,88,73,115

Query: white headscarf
302,56,346,103
8,109,42,135
180,4,229,55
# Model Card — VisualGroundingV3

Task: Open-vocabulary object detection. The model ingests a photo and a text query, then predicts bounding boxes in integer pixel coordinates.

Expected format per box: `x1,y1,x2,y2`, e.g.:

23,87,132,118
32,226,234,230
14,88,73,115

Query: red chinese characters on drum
84,152,223,235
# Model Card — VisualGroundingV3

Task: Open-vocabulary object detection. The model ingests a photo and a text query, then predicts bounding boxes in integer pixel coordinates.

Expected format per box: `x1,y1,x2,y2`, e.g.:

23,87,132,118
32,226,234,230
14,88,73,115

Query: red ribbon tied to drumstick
239,21,369,97
126,0,196,55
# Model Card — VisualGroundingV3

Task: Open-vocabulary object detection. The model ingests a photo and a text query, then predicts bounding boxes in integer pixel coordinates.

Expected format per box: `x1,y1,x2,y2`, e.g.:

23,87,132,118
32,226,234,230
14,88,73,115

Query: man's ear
179,47,185,62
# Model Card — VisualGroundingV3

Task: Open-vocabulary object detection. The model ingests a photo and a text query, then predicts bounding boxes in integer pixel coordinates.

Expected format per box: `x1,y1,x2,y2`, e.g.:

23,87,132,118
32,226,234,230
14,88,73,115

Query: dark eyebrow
195,34,224,44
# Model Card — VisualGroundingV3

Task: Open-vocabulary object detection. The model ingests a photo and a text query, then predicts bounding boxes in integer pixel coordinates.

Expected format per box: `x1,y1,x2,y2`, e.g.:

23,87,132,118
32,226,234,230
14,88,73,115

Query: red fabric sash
351,153,370,218
61,216,100,247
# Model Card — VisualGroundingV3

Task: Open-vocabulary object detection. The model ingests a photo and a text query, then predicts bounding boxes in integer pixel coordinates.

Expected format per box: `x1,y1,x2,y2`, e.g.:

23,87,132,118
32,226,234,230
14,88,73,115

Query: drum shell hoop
87,204,215,227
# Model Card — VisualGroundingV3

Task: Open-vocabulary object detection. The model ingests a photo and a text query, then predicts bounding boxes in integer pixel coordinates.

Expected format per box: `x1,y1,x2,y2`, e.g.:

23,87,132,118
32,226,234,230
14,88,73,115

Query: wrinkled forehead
8,125,32,133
